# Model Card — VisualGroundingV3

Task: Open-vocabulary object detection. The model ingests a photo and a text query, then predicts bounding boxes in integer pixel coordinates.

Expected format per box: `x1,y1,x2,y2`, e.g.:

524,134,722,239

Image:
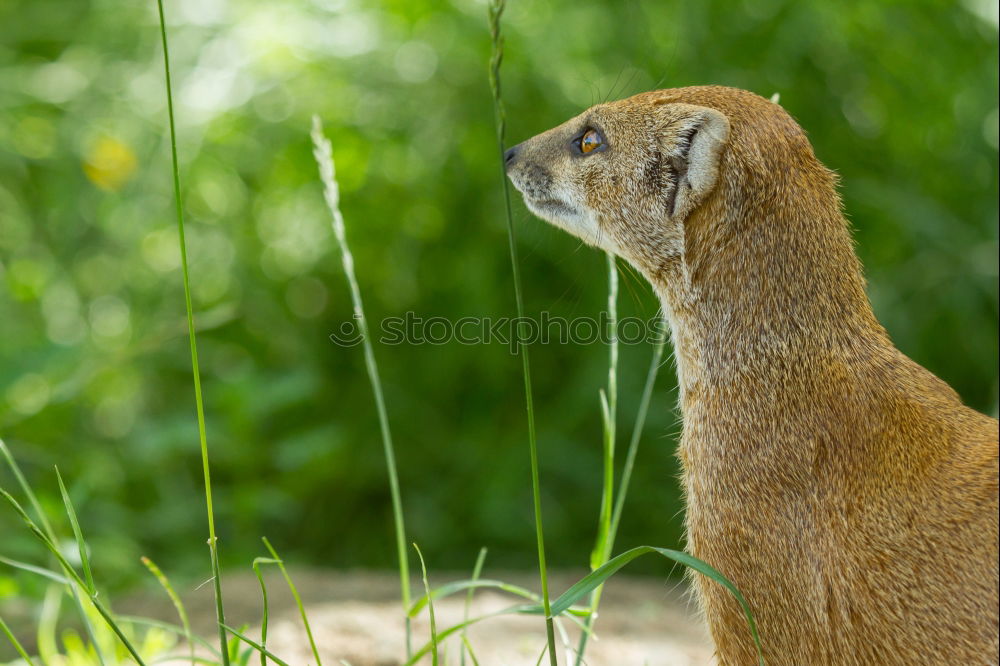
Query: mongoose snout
506,157,555,202
507,85,999,665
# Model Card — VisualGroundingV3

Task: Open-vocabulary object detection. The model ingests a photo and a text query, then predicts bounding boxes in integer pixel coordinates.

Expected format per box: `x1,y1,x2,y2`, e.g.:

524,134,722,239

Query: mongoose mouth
522,196,579,221
520,195,607,249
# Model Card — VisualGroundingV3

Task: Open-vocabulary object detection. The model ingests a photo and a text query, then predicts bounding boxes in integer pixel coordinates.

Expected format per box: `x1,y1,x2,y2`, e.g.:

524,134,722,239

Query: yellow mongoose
505,86,999,665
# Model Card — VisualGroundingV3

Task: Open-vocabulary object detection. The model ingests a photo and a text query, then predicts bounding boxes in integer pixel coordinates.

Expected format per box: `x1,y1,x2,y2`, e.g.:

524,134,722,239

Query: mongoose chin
506,85,999,665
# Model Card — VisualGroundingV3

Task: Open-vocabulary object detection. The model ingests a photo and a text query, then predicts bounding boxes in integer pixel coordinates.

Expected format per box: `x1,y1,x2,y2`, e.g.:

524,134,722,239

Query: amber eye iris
579,129,602,154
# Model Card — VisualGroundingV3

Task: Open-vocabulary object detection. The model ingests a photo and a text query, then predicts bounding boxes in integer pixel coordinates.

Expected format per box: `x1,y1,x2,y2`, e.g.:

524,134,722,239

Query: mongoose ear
661,105,731,216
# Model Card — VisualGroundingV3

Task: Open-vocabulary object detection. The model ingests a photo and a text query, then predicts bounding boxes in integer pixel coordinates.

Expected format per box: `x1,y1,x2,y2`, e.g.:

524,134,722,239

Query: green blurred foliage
0,0,996,603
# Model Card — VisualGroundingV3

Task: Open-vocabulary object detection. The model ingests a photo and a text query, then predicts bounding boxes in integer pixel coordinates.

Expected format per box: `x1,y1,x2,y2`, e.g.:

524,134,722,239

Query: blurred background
1,0,997,617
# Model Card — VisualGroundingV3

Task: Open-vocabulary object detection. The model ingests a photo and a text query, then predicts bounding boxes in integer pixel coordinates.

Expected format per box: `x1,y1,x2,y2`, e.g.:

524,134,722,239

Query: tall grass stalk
460,547,487,666
141,556,195,666
574,318,667,663
592,254,620,566
413,545,438,666
261,538,321,666
310,115,412,656
486,1,557,664
608,321,667,548
153,1,229,662
252,557,280,666
574,253,621,664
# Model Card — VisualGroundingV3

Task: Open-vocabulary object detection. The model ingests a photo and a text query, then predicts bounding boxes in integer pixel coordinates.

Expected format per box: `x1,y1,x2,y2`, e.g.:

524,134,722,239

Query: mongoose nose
504,144,519,168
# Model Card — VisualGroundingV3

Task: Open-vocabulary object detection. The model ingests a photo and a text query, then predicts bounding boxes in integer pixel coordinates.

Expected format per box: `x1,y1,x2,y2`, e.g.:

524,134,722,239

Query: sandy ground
133,569,711,665
5,569,713,665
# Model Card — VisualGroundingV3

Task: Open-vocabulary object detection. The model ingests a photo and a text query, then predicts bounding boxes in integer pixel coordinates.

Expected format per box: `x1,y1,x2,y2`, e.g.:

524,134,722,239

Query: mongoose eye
578,129,603,154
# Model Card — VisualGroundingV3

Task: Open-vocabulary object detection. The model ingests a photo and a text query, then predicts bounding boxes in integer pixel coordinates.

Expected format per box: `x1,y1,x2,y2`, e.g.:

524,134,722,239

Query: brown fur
505,85,999,665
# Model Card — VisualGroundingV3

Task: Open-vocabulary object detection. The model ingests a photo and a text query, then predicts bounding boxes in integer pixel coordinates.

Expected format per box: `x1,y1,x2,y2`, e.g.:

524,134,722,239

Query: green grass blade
409,577,594,631
549,545,764,665
0,555,69,584
227,623,249,663
589,388,614,572
220,625,291,666
413,544,438,666
2,488,85,588
88,603,147,666
43,463,109,664
55,467,94,595
408,578,540,617
251,556,281,666
36,584,59,664
261,538,321,666
141,556,194,666
460,547,487,666
67,573,109,666
310,115,412,656
117,616,223,658
486,2,556,664
0,442,109,661
460,635,481,666
1,613,38,666
152,2,229,663
0,439,57,542
1,488,147,664
575,268,642,665
608,320,667,548
403,604,539,666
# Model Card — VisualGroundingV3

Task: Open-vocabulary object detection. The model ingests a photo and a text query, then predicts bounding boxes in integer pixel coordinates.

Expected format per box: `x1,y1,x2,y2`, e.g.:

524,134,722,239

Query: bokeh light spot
42,282,87,346
6,373,51,416
83,136,138,191
141,228,182,273
24,62,90,104
89,295,132,348
395,41,439,83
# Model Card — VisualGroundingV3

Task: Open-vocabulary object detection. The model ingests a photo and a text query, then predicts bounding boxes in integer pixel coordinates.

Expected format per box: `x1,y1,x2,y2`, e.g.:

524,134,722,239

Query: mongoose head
505,86,833,283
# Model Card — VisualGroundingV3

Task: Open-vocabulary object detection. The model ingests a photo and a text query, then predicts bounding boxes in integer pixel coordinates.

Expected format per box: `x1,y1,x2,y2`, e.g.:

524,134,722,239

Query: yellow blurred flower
83,135,137,191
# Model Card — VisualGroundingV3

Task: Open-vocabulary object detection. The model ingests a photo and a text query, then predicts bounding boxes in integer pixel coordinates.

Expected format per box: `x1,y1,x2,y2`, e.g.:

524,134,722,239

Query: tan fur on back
505,86,999,665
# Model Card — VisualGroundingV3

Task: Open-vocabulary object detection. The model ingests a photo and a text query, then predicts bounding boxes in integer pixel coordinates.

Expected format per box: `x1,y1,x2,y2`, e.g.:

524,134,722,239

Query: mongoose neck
651,186,890,401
